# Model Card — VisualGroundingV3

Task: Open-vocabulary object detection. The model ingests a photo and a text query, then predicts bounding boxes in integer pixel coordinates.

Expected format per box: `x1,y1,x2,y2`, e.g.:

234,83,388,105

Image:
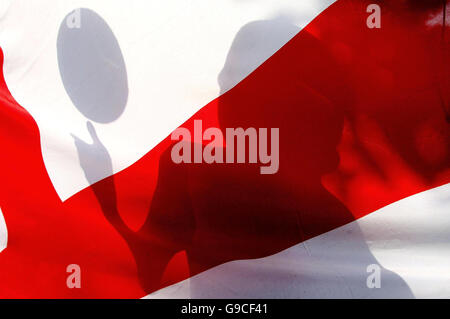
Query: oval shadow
57,8,128,123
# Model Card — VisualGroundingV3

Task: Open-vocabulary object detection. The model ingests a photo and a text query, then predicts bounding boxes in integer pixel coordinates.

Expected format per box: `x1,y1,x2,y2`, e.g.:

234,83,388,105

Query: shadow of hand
71,121,113,185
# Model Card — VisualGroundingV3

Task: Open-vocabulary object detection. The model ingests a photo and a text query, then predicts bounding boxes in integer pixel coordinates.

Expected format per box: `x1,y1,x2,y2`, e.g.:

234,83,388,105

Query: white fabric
0,207,7,254
145,183,450,299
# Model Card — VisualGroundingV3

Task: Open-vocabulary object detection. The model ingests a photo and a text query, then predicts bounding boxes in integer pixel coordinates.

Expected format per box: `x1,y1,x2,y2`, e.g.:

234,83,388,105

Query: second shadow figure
140,14,415,297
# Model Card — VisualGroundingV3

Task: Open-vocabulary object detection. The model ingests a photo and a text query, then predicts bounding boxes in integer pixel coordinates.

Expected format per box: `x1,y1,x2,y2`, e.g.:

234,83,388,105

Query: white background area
0,207,7,254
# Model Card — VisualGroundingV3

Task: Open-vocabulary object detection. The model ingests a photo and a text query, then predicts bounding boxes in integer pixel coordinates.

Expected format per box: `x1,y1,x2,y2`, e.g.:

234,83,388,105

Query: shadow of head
218,14,300,95
217,17,346,177
57,8,128,123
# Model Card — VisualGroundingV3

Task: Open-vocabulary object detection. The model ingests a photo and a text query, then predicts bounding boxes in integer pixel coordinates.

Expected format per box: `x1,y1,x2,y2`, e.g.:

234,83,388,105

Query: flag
0,0,448,298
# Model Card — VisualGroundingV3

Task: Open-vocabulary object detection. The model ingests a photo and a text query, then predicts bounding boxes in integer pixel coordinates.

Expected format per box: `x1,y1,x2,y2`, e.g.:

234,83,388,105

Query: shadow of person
57,8,128,226
56,7,191,294
57,8,190,294
56,8,414,297
57,7,156,286
143,15,415,297
57,6,137,244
